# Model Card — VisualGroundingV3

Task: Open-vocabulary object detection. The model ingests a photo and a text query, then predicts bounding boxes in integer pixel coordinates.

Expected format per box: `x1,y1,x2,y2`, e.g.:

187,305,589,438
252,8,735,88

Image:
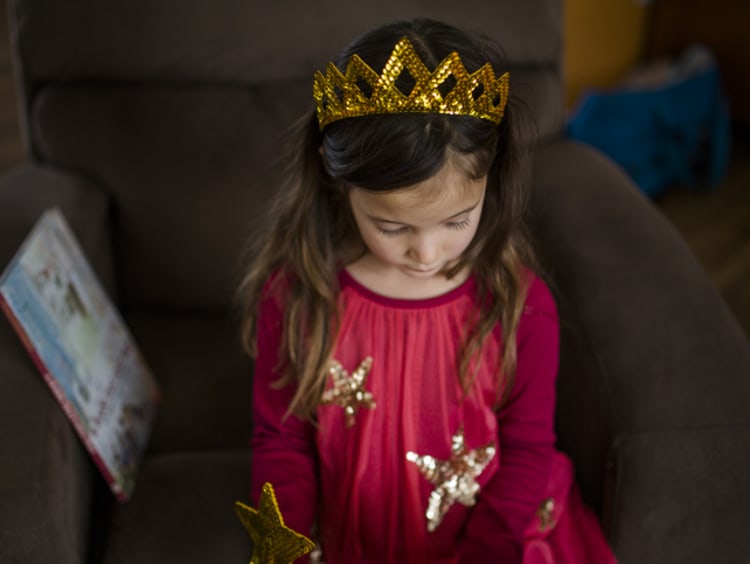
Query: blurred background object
563,0,750,339
648,0,750,126
567,45,731,198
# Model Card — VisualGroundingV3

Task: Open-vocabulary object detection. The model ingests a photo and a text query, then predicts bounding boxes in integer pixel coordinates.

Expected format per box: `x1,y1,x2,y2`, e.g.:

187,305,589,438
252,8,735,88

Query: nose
408,233,440,266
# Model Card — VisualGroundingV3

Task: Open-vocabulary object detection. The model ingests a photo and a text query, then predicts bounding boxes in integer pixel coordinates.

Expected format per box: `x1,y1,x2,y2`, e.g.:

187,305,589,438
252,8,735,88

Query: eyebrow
367,201,480,225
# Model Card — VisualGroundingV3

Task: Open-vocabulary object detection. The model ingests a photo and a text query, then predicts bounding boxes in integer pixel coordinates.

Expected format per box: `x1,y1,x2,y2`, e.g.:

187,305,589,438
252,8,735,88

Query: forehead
350,158,487,220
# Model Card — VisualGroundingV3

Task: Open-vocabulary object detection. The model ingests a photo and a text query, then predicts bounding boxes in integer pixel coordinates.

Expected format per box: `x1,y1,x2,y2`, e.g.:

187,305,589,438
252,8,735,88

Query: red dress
251,270,617,563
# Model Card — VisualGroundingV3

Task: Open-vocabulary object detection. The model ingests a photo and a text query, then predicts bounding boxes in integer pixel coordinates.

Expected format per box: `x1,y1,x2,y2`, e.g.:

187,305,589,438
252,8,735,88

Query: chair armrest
0,163,114,562
612,424,750,563
0,163,116,295
530,139,750,562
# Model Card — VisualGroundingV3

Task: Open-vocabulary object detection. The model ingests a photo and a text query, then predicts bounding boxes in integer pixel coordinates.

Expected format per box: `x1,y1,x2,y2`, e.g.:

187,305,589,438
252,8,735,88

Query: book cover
0,208,160,501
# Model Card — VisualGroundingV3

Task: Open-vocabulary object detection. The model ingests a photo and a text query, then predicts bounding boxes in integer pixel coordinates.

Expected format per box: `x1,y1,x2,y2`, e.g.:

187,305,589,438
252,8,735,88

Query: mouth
405,264,442,276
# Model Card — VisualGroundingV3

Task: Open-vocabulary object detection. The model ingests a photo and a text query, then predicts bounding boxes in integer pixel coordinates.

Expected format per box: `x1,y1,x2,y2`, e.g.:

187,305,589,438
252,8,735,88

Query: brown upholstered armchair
1,1,748,562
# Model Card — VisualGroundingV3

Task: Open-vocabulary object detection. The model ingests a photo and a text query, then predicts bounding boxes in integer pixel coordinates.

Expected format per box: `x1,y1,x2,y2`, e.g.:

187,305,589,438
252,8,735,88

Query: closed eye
446,218,471,230
377,226,409,237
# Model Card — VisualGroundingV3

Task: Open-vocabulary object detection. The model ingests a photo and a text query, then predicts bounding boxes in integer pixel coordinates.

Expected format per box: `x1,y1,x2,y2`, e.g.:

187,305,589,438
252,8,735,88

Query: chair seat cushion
102,449,252,563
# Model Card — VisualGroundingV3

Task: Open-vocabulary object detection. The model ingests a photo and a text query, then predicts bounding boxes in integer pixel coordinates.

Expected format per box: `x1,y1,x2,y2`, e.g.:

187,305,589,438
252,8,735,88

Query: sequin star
320,356,375,427
536,497,556,532
406,428,496,532
234,482,315,564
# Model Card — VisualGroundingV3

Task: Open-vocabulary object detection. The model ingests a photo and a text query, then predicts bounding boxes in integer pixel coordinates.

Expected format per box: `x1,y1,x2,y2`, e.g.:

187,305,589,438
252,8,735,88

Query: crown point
313,37,510,130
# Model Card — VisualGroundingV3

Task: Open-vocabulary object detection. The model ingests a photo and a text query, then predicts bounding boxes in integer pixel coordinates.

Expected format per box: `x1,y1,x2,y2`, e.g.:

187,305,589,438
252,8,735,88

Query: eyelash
447,219,472,231
376,219,471,237
376,227,407,237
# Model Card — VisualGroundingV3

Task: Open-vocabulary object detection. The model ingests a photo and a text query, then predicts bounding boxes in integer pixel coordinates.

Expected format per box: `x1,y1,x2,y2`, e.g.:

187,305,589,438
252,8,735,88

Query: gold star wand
234,482,315,564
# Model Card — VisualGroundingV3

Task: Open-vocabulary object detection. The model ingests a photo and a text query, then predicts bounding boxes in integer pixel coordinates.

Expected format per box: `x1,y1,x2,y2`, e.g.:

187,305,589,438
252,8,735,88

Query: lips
405,264,441,275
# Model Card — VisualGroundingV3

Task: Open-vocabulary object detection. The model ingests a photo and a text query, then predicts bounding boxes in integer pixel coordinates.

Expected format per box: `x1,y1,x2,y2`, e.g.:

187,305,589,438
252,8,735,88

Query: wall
564,0,651,109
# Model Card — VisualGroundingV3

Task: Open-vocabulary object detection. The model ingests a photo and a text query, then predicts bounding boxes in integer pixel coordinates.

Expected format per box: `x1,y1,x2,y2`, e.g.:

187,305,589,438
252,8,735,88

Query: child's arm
458,276,559,562
250,284,319,540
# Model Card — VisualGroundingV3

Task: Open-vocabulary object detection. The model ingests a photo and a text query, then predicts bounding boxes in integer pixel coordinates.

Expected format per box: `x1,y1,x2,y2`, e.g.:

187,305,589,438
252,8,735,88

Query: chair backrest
9,0,563,311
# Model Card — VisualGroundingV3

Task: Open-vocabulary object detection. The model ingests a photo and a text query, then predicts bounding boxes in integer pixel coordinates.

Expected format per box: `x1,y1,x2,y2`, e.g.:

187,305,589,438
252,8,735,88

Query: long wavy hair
238,18,539,419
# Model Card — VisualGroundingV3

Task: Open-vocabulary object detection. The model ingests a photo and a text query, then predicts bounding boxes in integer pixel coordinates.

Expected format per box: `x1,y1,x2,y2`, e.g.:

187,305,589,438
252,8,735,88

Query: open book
0,208,160,501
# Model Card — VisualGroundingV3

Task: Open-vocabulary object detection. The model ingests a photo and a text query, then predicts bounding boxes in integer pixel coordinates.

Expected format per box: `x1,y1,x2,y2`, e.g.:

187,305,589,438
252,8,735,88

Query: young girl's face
347,157,486,281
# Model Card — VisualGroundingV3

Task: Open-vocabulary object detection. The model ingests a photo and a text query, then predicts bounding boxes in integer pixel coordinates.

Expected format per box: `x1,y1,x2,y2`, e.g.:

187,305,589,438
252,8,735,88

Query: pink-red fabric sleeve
458,276,559,563
249,283,319,541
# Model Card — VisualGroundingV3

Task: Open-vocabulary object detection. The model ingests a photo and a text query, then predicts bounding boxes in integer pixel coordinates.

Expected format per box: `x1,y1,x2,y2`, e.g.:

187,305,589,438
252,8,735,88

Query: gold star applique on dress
234,482,315,564
406,428,496,532
320,356,375,427
536,497,556,532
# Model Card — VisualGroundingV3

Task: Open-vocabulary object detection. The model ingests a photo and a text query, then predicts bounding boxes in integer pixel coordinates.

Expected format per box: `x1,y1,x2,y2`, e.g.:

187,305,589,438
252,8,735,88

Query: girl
240,18,616,563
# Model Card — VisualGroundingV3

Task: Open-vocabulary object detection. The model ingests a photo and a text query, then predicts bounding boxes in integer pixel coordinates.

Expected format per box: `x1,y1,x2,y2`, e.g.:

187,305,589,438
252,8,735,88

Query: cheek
353,218,397,258
451,224,481,255
364,232,400,260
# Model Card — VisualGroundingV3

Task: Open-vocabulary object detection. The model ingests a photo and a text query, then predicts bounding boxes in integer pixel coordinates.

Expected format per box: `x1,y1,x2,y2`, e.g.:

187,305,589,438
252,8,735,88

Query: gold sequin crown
313,37,510,130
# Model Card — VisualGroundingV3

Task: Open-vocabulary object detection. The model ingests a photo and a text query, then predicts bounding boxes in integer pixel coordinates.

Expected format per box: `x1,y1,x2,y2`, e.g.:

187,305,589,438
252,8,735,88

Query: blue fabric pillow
567,46,731,198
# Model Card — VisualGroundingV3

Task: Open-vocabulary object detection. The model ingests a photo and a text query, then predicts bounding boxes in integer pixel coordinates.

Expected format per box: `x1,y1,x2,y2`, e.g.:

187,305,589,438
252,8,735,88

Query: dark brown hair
239,18,539,418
